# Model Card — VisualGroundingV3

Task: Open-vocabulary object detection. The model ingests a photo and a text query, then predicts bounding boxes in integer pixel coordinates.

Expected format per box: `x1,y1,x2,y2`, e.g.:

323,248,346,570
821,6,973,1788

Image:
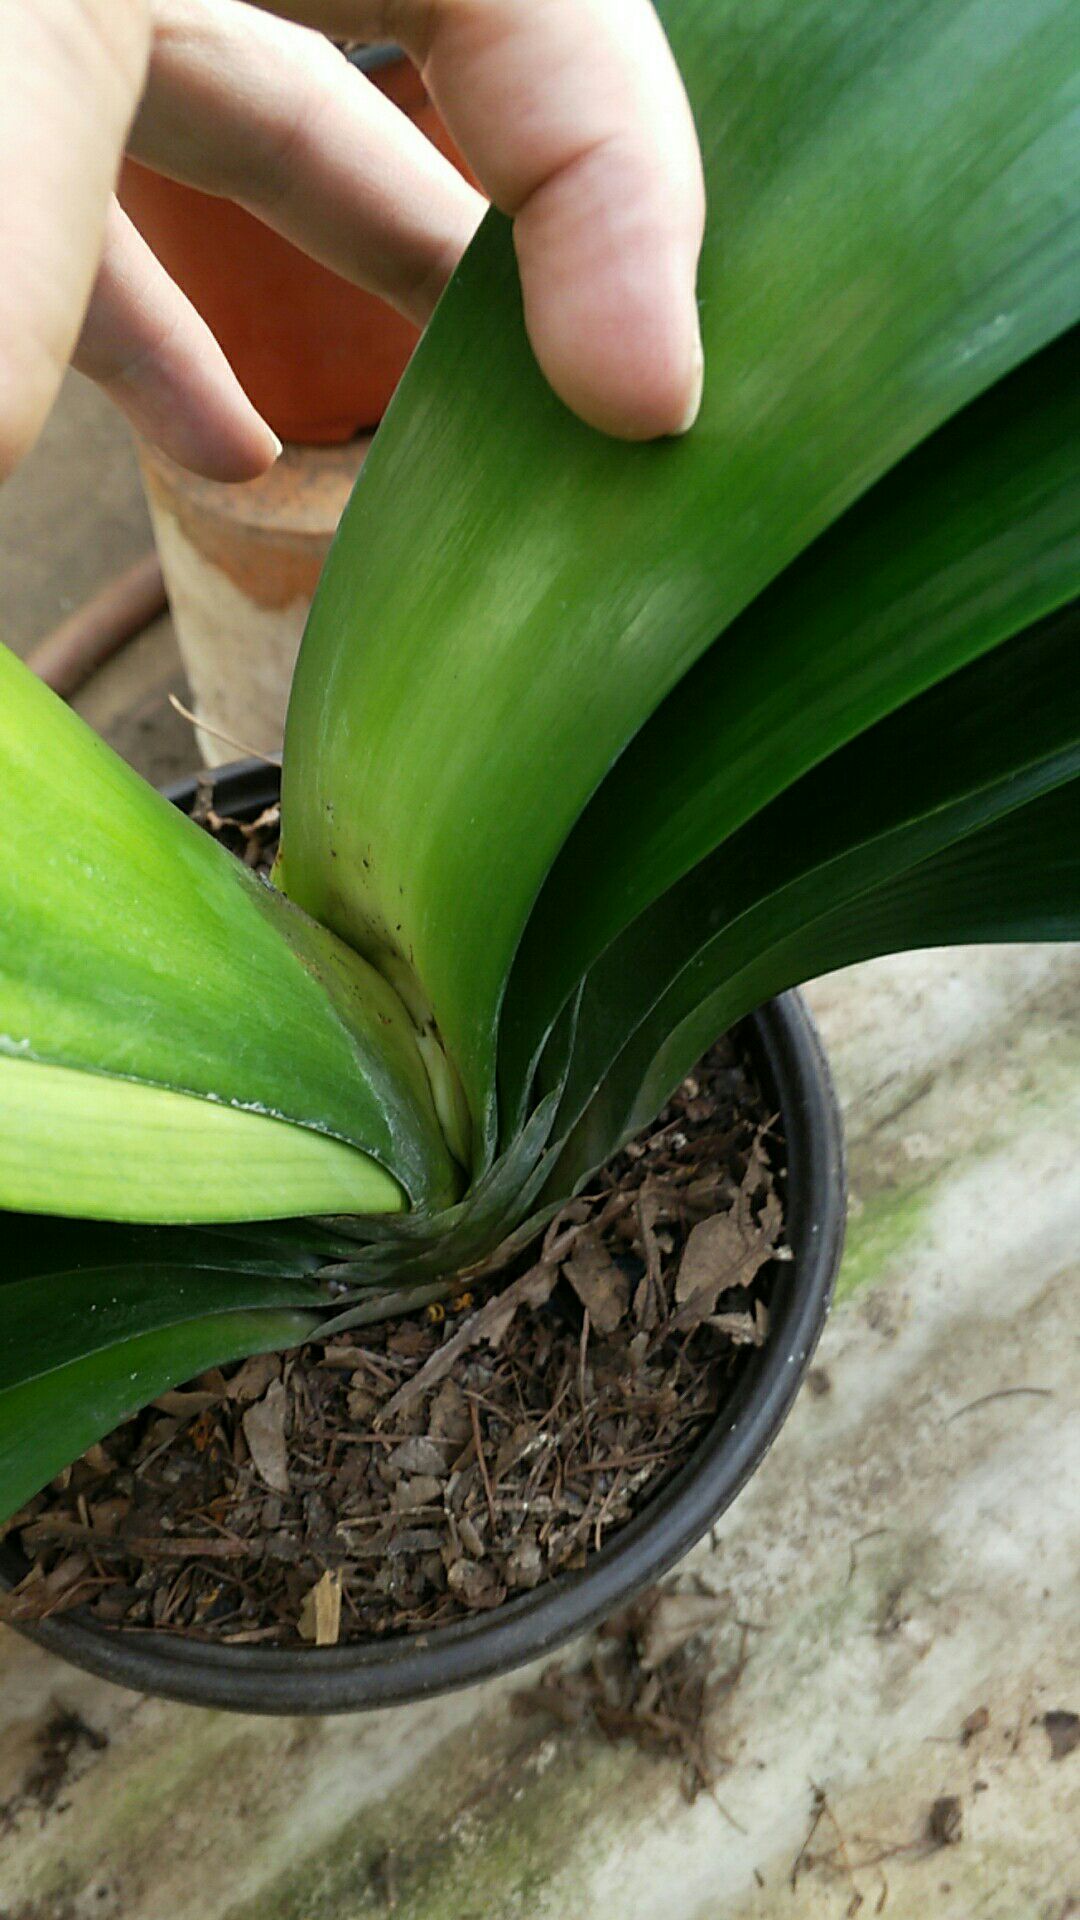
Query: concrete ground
1,379,1078,1920
1,373,195,786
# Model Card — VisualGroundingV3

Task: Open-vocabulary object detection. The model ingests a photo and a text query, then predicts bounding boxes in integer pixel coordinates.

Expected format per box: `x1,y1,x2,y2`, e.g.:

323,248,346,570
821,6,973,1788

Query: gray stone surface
2,946,1076,1920
0,373,194,784
1,377,148,659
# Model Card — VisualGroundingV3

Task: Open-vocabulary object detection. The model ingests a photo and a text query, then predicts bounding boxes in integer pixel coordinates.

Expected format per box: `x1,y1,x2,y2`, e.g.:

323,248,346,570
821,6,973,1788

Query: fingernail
677,322,705,434
268,430,284,461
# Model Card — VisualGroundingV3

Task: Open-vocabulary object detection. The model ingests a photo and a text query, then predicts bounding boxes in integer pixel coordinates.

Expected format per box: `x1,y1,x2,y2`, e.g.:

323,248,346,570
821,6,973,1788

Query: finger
131,0,485,326
0,1,151,480
256,1,706,439
73,201,282,481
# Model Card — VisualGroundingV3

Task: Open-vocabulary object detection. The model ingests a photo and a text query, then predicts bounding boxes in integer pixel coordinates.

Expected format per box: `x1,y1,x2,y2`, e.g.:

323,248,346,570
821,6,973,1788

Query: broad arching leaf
499,330,1080,1127
278,0,1079,1155
0,648,459,1218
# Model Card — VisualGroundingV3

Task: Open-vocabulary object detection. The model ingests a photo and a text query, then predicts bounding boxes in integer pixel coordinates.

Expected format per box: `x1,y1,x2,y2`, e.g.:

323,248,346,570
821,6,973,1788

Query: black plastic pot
4,761,846,1714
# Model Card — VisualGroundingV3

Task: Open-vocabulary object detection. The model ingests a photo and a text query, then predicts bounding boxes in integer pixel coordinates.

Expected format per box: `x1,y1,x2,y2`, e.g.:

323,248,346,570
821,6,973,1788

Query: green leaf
0,1213,356,1285
545,605,1079,1184
844,777,1080,950
0,1266,328,1393
500,330,1080,1126
278,0,1079,1155
600,769,1080,1162
0,1057,405,1223
0,647,459,1216
0,1311,318,1527
300,1085,569,1287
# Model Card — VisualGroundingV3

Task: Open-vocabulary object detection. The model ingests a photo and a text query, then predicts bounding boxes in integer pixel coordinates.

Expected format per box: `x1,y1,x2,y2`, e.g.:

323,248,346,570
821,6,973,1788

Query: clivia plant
2,0,1078,1568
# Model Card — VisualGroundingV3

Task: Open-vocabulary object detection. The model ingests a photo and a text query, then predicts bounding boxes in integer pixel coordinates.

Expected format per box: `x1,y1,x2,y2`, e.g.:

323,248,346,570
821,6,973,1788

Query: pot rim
2,761,846,1714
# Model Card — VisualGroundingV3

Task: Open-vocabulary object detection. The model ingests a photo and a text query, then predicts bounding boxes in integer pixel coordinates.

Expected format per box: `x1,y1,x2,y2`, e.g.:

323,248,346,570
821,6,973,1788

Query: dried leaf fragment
631,1183,666,1329
152,1387,223,1417
675,1167,782,1316
564,1233,631,1334
0,1552,94,1623
298,1569,342,1646
227,1352,281,1406
387,1437,448,1478
241,1379,290,1494
706,1299,769,1345
445,1558,506,1609
637,1589,724,1670
429,1378,471,1444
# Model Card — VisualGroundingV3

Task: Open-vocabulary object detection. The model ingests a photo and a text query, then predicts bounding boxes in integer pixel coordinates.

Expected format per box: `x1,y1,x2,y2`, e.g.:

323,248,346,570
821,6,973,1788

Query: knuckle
383,2,441,63
236,31,344,211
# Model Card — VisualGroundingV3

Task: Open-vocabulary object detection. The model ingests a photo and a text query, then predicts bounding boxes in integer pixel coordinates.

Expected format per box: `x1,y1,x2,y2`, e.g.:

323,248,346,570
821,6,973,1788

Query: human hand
0,0,704,484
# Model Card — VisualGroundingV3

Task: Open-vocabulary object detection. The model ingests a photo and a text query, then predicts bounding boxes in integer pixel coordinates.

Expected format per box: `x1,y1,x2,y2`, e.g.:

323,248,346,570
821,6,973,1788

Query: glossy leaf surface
500,331,1080,1124
548,607,1080,1182
0,1311,318,1529
1,1266,328,1393
0,647,458,1215
279,0,1079,1152
0,1057,407,1223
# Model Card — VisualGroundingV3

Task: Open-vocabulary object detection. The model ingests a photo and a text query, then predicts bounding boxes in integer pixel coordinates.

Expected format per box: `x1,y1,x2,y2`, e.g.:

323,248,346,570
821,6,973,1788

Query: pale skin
0,0,705,485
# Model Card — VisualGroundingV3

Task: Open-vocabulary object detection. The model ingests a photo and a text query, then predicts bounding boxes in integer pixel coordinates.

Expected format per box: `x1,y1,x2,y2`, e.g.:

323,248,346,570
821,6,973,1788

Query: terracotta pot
120,48,470,442
138,436,369,760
